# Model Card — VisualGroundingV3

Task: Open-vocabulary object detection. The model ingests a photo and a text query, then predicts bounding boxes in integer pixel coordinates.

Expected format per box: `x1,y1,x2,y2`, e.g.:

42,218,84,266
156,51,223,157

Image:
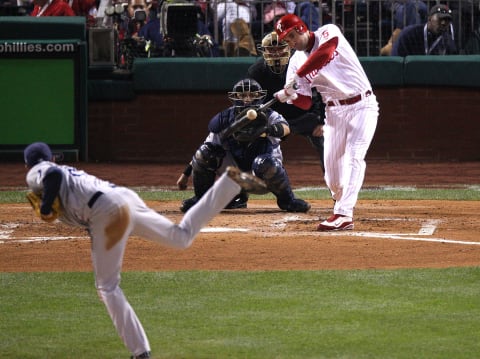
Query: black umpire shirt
246,58,325,135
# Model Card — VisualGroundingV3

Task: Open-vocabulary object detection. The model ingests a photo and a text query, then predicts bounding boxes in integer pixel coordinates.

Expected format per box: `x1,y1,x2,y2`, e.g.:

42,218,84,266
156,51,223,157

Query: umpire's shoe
278,198,311,213
131,351,151,359
180,196,198,213
226,166,267,194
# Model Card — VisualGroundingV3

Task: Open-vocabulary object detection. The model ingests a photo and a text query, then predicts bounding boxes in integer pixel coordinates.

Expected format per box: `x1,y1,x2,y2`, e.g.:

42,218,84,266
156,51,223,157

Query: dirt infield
1,160,479,272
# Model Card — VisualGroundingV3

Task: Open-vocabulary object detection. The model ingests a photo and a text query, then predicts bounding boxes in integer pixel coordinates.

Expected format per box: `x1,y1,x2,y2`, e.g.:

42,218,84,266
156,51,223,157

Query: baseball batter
23,142,266,359
274,14,379,231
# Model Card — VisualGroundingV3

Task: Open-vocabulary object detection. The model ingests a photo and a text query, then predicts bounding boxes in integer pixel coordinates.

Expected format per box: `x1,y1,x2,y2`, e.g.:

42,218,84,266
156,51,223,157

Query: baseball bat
219,97,278,141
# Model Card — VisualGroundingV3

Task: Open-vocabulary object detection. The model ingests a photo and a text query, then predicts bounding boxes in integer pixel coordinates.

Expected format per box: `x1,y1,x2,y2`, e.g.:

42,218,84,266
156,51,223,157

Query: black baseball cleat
130,351,151,359
180,196,198,213
226,166,267,194
224,193,248,209
278,198,311,213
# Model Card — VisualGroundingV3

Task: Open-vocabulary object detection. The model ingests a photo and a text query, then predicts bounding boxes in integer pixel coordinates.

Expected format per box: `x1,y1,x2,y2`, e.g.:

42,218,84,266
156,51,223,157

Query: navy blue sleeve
41,167,63,215
208,109,235,134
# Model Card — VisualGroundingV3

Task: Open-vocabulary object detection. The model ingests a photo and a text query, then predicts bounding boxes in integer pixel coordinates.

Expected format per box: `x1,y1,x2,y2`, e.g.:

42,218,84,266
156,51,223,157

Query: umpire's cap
24,142,53,167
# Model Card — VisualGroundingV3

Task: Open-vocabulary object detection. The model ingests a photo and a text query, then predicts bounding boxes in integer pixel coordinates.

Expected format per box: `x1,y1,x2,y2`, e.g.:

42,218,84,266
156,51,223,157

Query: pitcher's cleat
226,166,267,194
317,214,354,231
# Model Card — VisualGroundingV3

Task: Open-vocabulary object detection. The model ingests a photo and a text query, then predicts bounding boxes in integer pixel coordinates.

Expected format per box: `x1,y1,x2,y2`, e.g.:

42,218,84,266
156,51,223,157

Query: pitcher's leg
90,205,150,357
132,172,240,249
179,171,241,239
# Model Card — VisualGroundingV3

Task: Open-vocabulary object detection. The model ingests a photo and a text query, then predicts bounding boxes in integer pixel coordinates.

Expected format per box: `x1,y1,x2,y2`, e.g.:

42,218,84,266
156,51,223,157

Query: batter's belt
327,90,372,107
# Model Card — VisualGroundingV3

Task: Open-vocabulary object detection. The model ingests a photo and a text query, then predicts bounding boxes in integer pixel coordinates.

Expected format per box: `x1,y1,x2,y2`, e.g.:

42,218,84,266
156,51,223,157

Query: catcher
23,141,266,359
177,33,325,210
179,78,310,214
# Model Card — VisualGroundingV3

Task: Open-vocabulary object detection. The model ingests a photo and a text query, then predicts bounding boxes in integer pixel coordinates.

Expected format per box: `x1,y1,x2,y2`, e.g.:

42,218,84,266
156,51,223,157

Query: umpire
247,31,326,172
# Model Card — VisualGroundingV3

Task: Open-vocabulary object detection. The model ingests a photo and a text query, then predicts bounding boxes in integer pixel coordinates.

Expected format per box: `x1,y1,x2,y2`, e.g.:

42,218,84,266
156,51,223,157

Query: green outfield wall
0,15,478,162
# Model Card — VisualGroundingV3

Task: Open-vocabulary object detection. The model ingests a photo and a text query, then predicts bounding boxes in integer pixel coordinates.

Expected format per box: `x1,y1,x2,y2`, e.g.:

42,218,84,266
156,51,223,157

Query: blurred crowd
2,0,480,67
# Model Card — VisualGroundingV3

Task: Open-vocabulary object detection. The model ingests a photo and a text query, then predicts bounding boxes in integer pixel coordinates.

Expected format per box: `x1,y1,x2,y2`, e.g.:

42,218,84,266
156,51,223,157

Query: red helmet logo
275,14,307,40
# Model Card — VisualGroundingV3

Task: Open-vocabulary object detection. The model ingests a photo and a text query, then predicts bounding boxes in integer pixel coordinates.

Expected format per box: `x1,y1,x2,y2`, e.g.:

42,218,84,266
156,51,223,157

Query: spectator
295,0,323,31
137,10,164,50
138,13,218,57
391,4,457,56
463,23,480,54
30,0,75,16
380,0,427,55
212,0,257,56
447,0,477,51
125,0,149,39
262,0,325,30
70,0,98,27
386,0,427,29
117,0,150,67
262,1,293,33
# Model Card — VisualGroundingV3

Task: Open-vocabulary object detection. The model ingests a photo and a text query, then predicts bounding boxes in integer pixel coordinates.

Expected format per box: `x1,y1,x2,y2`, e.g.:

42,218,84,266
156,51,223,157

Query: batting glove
274,89,298,103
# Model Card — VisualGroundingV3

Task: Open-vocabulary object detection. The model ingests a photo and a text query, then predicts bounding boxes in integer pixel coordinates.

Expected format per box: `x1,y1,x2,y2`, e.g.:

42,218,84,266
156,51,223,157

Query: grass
1,187,480,358
2,185,480,203
1,269,480,358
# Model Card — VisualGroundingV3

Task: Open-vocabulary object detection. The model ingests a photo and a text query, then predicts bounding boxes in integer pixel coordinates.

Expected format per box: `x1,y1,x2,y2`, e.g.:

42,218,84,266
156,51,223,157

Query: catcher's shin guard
226,166,267,194
192,170,216,199
252,155,310,212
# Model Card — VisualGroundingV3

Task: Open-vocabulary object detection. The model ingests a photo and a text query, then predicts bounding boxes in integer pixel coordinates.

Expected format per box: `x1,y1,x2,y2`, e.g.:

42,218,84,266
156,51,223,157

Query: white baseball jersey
26,161,241,356
286,24,379,218
287,24,372,103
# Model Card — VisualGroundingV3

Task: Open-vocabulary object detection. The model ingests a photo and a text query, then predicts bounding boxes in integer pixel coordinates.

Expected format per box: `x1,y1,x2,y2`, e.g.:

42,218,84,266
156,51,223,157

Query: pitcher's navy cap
24,142,52,167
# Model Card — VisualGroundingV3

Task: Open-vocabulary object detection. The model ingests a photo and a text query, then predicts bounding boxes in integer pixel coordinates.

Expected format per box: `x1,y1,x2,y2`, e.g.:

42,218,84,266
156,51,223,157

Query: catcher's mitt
26,191,61,222
232,111,268,142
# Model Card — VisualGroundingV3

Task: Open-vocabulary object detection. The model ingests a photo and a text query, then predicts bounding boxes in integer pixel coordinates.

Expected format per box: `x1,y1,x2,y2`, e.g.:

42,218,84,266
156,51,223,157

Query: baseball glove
26,191,61,222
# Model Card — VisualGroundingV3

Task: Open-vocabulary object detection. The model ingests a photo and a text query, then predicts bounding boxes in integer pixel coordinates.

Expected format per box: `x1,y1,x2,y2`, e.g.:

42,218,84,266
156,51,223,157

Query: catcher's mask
258,32,291,74
228,78,267,111
24,142,53,167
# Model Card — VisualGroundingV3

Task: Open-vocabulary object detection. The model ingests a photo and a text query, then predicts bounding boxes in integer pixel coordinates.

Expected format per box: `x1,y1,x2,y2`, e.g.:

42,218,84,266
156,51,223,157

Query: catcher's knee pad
253,154,293,200
192,142,226,172
252,154,283,181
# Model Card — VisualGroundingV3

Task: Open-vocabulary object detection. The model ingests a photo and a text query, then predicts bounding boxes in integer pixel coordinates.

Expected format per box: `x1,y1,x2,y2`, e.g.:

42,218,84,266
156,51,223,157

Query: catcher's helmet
275,14,308,41
228,78,267,109
258,32,291,74
24,142,53,167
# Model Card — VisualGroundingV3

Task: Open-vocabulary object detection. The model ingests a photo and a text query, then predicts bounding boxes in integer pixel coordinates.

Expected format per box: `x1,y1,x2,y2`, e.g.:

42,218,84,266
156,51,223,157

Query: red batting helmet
275,14,308,41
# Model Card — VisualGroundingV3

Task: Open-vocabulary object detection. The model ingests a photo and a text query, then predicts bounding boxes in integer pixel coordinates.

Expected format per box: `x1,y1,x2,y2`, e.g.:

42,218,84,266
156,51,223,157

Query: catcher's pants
88,173,241,356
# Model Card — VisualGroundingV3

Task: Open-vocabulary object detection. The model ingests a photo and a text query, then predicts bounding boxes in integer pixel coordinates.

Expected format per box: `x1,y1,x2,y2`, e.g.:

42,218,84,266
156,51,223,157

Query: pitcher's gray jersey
25,159,245,357
26,161,115,227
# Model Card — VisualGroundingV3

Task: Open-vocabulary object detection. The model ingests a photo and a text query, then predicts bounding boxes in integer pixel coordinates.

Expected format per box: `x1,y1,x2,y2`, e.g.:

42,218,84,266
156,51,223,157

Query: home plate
201,227,249,233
